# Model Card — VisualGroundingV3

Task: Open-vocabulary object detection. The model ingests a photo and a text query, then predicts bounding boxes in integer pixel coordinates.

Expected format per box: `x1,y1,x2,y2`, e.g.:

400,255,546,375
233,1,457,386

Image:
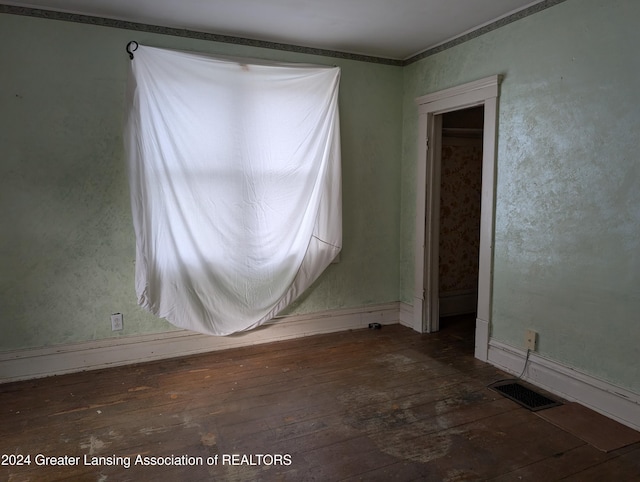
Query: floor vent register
489,381,562,411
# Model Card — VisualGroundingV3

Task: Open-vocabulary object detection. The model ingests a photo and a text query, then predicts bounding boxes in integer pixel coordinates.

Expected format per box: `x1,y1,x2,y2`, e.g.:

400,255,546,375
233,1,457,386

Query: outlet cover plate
111,313,124,331
525,329,537,351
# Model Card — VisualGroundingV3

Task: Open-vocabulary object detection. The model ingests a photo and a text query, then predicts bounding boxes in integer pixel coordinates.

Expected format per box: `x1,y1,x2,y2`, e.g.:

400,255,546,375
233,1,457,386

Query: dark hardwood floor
1,315,638,481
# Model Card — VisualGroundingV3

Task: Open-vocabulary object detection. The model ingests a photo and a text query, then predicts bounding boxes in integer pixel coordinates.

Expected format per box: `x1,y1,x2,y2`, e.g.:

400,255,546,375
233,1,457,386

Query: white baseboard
0,302,400,384
399,302,414,329
488,339,640,432
474,317,489,362
439,289,477,317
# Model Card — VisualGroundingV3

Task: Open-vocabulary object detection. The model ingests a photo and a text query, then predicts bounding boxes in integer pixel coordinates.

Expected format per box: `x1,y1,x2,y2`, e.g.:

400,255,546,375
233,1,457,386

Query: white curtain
125,45,341,336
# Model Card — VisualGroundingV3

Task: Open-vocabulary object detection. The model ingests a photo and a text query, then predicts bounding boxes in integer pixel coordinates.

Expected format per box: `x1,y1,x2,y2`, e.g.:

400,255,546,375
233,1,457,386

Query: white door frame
413,75,501,362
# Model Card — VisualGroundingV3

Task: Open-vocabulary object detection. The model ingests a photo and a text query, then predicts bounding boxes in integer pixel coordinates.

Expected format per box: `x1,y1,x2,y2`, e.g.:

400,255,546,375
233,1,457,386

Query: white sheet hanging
125,45,341,336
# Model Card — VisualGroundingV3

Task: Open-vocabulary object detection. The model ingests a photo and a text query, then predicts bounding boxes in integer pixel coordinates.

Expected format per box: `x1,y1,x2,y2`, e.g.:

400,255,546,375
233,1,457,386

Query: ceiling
4,0,546,60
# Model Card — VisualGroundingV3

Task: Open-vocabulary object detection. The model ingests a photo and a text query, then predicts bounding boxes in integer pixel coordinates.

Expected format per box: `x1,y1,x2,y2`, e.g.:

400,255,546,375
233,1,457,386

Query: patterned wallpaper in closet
439,138,482,294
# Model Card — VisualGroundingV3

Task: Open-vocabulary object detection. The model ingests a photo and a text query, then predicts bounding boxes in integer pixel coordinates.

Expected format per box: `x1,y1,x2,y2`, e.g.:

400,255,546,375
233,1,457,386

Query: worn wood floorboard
1,315,639,481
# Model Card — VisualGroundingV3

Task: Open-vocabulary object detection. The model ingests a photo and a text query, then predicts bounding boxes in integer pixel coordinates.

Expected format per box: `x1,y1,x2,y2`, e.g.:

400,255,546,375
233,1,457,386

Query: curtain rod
123,41,339,68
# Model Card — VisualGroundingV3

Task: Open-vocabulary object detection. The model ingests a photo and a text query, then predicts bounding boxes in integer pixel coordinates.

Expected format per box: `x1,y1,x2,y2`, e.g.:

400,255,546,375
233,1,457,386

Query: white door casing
413,75,501,362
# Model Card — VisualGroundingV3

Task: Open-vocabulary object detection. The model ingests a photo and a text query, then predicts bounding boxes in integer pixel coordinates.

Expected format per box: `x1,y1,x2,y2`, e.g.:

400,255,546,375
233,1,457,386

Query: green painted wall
401,0,640,392
3,0,639,397
0,14,402,350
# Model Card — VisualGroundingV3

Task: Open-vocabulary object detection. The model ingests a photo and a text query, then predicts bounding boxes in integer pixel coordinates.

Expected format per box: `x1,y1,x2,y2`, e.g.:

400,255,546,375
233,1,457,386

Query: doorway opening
413,75,501,362
438,106,484,341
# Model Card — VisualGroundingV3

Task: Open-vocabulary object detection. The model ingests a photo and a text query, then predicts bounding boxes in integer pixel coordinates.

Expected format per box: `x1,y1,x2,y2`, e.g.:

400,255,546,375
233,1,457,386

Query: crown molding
2,1,568,66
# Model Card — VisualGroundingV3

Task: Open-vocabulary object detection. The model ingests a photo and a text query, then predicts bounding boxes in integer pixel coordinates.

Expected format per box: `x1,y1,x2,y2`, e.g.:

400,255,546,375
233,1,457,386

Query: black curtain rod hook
126,41,139,60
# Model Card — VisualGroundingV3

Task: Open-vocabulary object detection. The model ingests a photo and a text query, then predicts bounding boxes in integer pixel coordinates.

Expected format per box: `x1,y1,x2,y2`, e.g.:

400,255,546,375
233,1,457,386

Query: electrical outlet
111,313,124,331
525,329,537,351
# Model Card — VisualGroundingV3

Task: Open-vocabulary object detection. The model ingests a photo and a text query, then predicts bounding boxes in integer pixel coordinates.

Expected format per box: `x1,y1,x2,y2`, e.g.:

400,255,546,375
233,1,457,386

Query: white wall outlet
111,313,124,331
525,329,537,351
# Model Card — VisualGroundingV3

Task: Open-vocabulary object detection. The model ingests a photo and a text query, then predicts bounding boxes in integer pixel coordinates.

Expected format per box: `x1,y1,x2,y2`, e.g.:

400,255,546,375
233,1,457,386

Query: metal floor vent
489,381,562,411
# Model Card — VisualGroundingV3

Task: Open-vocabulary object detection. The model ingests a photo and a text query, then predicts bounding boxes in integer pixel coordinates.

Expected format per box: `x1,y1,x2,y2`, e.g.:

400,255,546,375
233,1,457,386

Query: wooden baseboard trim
398,302,414,329
439,289,477,317
488,339,640,432
0,302,400,383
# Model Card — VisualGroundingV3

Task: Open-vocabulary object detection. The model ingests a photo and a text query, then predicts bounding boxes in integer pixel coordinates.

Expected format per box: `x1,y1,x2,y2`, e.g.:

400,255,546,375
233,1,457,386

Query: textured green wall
401,0,640,392
0,14,402,350
4,0,639,397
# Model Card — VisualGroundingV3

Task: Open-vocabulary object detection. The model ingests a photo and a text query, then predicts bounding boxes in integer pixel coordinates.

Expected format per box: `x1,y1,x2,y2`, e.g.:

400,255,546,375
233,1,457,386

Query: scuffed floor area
1,317,639,481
